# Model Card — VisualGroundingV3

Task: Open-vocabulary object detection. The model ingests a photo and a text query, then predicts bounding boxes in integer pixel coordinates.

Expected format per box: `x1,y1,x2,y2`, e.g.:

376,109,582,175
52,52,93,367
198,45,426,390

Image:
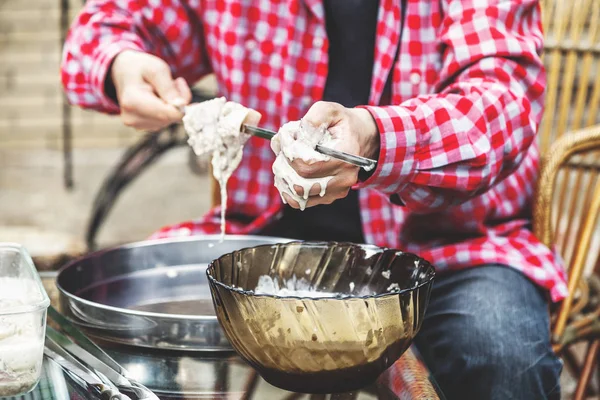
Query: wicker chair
533,1,600,398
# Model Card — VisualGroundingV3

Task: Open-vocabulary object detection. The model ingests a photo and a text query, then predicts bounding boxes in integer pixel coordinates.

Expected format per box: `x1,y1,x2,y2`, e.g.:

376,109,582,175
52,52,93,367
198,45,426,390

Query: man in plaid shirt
62,0,564,398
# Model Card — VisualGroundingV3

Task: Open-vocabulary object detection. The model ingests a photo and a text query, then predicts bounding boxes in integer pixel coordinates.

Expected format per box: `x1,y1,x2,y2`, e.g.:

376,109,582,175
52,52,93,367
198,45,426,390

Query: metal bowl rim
56,234,292,321
206,240,436,301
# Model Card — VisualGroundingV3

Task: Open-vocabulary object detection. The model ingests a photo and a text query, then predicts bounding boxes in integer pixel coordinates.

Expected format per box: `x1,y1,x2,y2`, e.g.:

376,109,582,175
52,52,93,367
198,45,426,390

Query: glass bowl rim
206,241,436,301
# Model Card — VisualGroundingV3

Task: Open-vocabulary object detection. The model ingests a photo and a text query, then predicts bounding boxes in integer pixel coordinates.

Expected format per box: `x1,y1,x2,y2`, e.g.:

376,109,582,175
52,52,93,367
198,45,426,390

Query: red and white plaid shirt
62,0,568,301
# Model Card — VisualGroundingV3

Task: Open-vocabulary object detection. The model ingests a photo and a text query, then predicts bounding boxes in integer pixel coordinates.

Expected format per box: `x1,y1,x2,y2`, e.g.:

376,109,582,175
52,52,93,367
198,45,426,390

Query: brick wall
0,0,216,150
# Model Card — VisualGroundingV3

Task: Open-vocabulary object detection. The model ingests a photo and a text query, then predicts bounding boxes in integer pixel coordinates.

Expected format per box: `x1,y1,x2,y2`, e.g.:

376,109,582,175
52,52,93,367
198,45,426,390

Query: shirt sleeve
60,0,211,114
357,0,546,213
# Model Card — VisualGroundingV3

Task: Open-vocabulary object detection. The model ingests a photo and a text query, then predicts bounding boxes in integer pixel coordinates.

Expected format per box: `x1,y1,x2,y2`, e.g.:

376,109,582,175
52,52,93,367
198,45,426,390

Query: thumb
173,77,192,107
302,101,344,129
142,61,185,105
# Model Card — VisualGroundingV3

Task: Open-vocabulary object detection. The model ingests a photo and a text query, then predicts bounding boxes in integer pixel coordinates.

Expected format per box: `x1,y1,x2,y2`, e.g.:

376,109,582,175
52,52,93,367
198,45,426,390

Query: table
9,346,443,400
14,277,446,400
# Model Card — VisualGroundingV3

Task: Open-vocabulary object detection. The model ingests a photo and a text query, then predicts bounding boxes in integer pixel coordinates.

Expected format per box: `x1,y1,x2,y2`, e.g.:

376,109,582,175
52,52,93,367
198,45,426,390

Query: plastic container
0,243,50,396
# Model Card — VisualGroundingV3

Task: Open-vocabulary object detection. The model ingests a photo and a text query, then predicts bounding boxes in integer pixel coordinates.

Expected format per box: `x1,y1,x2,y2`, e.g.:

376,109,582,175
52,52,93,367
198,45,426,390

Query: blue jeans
414,265,562,400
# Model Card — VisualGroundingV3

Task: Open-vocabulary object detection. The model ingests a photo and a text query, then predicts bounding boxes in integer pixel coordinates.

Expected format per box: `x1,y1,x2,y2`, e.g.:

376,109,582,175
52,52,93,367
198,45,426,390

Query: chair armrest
533,124,600,248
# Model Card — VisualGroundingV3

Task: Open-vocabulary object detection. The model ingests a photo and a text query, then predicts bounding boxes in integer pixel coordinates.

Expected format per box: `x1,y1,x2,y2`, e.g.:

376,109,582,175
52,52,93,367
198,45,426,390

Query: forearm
357,0,545,213
60,0,208,114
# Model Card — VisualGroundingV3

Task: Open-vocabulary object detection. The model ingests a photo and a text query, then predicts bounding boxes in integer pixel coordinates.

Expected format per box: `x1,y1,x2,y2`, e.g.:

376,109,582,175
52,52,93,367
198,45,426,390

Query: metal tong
242,124,378,171
46,306,159,400
44,336,127,400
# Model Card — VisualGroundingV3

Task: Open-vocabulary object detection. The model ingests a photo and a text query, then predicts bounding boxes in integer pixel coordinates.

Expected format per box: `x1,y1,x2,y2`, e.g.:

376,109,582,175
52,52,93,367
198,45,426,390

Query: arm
358,0,545,213
61,0,210,114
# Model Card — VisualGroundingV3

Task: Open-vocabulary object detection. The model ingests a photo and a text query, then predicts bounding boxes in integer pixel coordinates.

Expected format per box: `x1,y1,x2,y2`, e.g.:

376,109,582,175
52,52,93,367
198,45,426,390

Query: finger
290,157,346,179
292,177,337,198
285,190,347,210
288,175,355,202
290,167,358,197
292,182,322,198
120,113,170,131
304,192,342,208
244,109,262,126
282,193,300,209
120,85,183,127
302,101,344,130
173,77,193,105
142,62,185,105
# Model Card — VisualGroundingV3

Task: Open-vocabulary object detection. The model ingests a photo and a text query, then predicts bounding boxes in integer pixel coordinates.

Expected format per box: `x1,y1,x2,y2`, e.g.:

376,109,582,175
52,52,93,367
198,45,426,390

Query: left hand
110,50,192,131
284,101,380,209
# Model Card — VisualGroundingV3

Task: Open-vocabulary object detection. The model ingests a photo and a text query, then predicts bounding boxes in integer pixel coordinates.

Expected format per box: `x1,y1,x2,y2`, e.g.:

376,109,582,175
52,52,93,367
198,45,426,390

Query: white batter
0,278,45,396
253,275,377,297
182,97,261,241
254,275,340,298
271,120,338,210
183,100,341,233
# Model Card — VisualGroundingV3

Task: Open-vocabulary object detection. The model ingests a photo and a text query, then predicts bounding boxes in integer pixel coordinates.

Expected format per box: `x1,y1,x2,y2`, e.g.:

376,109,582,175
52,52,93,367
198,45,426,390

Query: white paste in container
0,278,44,396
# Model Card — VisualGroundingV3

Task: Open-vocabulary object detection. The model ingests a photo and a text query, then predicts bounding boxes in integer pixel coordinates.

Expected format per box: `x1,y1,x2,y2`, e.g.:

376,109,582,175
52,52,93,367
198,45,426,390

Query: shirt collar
302,0,325,21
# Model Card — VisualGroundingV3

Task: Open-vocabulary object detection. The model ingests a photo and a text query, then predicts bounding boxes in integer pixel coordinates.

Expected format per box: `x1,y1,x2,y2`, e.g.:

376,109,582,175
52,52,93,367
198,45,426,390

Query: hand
110,50,192,131
282,101,379,209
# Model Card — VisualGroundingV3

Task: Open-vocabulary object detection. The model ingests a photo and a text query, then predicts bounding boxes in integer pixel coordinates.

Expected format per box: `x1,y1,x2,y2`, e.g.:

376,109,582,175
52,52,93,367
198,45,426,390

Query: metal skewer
241,124,377,171
175,102,378,171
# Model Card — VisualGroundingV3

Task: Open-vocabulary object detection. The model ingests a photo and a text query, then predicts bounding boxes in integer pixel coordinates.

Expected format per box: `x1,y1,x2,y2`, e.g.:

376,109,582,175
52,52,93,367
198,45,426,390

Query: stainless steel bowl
56,235,290,351
207,241,435,393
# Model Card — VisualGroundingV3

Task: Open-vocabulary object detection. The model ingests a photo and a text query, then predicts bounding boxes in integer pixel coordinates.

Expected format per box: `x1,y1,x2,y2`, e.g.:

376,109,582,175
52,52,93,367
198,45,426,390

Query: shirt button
409,72,421,85
312,37,324,47
245,40,257,50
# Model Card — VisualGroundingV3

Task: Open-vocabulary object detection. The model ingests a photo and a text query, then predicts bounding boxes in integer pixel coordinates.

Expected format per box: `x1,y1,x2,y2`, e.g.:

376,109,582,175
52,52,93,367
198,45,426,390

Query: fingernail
170,97,186,107
170,98,186,113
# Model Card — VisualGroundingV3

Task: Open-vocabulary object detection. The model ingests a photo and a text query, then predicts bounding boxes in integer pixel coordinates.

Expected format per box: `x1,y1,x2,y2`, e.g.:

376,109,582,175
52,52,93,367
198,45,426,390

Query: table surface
17,344,444,400
9,277,445,400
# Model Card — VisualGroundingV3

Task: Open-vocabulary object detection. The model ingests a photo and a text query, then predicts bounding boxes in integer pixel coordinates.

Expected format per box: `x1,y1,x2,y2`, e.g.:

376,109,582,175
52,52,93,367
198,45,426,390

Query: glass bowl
206,241,435,394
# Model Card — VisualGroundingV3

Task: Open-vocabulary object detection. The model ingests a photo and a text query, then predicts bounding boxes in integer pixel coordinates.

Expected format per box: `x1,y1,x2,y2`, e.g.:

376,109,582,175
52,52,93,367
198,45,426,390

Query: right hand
110,50,192,131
